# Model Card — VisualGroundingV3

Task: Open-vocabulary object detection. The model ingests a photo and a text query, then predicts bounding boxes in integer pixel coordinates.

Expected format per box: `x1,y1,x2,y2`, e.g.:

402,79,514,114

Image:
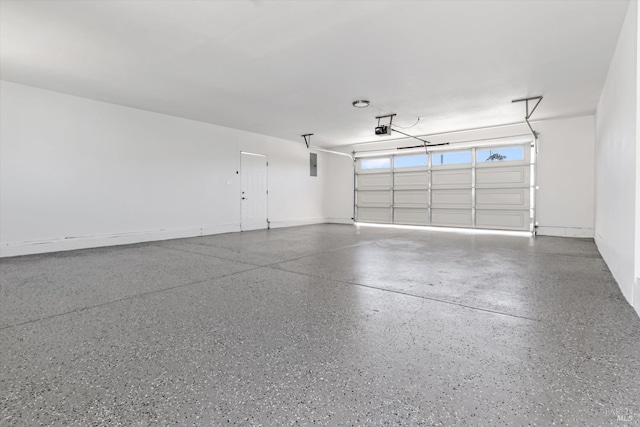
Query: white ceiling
0,0,630,148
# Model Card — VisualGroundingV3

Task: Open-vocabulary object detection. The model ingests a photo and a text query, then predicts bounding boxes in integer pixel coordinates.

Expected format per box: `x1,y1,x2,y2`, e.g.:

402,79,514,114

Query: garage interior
1,0,639,425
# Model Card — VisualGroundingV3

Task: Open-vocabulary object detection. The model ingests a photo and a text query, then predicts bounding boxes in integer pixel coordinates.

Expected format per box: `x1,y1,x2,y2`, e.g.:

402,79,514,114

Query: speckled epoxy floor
1,225,639,426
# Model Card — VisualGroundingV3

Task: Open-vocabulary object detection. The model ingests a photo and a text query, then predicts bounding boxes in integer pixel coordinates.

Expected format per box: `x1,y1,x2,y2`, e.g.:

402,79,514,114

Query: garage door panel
475,210,529,230
357,190,392,207
394,171,428,190
394,190,428,208
431,189,472,209
431,208,473,227
431,169,472,189
357,173,392,190
357,207,392,223
355,145,533,231
476,188,530,210
394,208,429,225
476,166,529,188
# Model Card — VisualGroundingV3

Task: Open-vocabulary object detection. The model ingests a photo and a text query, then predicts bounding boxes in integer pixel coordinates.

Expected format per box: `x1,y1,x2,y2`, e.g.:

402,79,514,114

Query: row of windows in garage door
359,146,526,171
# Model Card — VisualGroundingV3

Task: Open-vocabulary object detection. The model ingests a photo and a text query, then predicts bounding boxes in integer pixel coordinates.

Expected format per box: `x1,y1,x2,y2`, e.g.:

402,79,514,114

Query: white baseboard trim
268,218,329,229
326,218,355,225
634,278,640,319
0,223,241,258
537,226,594,238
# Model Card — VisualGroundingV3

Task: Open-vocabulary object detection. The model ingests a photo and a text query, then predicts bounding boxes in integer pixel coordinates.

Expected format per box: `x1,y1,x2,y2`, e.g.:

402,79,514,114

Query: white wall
636,0,640,314
327,115,596,238
535,116,595,238
324,153,354,223
0,81,330,257
595,0,639,316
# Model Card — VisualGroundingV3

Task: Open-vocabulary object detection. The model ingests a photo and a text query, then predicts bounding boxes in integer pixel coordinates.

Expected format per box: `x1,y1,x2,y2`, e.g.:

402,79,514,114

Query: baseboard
326,218,355,225
634,278,640,318
0,219,353,257
536,226,594,238
268,218,329,229
0,223,241,258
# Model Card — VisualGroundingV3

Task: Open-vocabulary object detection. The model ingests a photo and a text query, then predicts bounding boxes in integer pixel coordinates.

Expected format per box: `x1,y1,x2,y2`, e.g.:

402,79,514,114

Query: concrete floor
1,224,639,426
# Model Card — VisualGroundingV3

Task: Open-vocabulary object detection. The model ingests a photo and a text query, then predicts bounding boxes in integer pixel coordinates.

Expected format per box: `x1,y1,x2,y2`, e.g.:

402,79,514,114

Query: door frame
240,151,269,231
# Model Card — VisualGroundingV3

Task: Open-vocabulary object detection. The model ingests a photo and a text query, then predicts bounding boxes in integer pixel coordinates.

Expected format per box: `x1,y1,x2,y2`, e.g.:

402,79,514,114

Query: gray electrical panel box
310,153,317,177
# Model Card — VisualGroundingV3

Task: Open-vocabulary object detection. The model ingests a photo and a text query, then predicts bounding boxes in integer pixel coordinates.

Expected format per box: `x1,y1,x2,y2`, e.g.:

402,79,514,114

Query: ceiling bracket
512,96,543,143
512,95,543,120
301,133,313,149
376,113,396,128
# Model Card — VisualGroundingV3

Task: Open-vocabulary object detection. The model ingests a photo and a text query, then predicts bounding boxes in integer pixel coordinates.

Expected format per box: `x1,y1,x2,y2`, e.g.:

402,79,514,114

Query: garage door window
476,146,524,163
360,157,391,170
394,154,428,168
432,151,472,166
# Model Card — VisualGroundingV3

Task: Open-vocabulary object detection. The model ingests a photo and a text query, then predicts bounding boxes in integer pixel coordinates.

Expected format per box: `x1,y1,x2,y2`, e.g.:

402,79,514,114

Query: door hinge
266,162,269,166
266,190,269,195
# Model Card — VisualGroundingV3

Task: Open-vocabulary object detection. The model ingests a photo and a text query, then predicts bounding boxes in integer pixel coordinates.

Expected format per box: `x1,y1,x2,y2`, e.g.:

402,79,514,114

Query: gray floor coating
1,224,639,426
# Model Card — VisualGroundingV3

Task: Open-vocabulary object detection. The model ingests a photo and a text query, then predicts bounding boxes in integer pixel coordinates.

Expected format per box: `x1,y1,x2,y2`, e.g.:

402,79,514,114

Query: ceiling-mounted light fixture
352,100,370,108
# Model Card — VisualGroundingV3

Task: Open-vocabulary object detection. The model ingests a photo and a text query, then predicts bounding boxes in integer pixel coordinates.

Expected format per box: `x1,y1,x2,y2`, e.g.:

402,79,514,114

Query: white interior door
241,152,268,231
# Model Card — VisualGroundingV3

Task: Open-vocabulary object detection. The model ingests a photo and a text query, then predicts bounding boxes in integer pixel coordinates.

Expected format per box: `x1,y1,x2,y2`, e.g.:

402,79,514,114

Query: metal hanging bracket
301,133,313,149
512,95,543,120
512,96,543,141
376,113,396,128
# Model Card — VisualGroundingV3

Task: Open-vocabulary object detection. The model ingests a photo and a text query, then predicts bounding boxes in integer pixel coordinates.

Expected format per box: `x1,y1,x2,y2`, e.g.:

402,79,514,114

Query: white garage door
355,144,533,231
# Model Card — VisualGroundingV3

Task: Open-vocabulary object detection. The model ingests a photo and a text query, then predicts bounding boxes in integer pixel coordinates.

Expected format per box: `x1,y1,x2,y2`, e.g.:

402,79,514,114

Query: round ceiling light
352,100,370,108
